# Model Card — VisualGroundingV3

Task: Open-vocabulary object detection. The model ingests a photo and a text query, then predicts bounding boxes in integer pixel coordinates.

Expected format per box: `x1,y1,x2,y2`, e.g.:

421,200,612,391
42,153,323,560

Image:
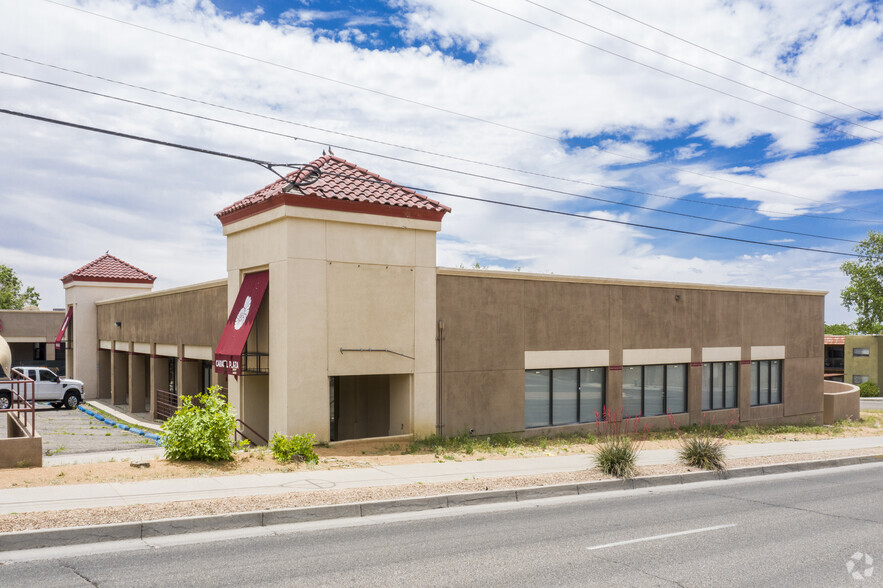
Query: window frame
750,359,782,406
852,347,870,357
622,363,688,418
701,361,739,411
853,374,870,385
524,367,607,429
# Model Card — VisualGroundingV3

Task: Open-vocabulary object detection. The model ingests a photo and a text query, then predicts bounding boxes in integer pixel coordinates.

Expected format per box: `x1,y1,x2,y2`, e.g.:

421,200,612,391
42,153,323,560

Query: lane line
586,524,737,551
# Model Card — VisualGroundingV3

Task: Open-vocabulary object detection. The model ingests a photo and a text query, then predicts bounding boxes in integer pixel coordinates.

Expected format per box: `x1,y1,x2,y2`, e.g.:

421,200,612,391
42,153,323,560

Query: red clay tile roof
61,254,156,285
824,335,845,345
216,155,451,224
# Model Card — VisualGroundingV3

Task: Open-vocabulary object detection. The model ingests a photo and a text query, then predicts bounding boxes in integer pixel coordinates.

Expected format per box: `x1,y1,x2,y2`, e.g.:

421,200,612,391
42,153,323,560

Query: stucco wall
844,334,883,386
437,270,824,436
223,206,442,442
0,310,64,340
95,280,227,347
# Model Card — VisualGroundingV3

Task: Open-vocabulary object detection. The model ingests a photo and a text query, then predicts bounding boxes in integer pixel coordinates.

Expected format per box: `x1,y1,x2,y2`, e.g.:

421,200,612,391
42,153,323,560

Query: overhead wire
518,0,883,138
318,170,861,258
0,106,861,258
470,0,883,152
581,0,880,119
2,51,872,225
37,0,880,214
0,69,863,244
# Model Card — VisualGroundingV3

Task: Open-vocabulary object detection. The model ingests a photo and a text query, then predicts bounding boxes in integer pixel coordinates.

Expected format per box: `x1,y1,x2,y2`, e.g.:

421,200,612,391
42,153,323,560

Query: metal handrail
0,367,36,437
155,389,178,422
235,418,268,446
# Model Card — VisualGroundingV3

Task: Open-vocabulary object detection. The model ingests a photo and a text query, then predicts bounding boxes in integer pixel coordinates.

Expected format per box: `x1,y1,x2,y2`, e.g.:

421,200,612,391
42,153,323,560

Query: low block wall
823,380,861,425
1,413,42,468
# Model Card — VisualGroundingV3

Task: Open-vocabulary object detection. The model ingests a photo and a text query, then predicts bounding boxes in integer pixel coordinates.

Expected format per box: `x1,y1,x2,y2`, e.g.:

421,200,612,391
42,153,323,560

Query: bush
270,432,319,464
161,386,236,462
668,410,737,472
592,407,647,478
859,381,880,397
678,437,727,471
594,437,639,478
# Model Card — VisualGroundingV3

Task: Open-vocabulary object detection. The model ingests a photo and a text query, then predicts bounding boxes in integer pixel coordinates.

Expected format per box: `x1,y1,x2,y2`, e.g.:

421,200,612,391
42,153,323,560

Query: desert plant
270,432,319,464
859,381,880,397
592,407,647,478
668,410,738,472
162,386,236,462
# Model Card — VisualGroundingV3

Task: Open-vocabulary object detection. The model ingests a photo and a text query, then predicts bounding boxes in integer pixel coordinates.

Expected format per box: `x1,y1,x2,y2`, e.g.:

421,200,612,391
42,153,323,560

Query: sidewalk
2,436,881,515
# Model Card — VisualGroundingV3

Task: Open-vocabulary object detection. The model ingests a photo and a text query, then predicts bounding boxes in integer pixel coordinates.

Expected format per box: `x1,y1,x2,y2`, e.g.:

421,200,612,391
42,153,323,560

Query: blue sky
1,0,882,323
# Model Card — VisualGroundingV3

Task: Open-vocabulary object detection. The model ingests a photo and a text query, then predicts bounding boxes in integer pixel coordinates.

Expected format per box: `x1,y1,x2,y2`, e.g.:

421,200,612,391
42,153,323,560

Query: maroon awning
214,271,269,377
55,307,72,351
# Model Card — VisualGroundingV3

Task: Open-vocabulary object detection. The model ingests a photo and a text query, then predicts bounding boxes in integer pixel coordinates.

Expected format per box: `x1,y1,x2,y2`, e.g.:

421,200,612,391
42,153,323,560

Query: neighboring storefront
62,155,826,442
0,309,66,376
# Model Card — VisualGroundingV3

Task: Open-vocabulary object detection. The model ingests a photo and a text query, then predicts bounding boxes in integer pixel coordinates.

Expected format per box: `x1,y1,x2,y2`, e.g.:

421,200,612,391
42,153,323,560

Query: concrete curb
2,454,881,553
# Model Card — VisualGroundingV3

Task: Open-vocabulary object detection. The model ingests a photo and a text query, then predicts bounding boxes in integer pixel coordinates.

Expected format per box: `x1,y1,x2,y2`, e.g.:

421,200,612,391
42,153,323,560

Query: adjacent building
59,155,826,442
824,334,883,387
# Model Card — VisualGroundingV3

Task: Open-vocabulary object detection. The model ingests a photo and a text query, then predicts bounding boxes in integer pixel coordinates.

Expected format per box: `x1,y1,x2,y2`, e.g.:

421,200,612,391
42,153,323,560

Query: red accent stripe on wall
741,360,751,365
609,366,622,371
690,362,703,367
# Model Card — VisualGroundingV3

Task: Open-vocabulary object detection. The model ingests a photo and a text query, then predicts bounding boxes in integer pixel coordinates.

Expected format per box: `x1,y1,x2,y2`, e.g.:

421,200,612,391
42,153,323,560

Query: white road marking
586,524,737,551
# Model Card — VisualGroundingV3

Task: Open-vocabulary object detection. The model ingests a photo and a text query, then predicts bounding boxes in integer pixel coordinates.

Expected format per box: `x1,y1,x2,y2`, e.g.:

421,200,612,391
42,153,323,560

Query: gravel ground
1,447,879,534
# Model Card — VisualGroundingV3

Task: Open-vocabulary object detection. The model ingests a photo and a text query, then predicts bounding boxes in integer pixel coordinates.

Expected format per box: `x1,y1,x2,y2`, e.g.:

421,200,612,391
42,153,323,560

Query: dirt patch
1,447,879,534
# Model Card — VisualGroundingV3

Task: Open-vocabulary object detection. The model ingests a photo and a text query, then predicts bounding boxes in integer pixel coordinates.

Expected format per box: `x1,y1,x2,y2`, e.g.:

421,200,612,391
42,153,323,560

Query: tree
824,323,853,335
841,231,883,334
0,264,40,310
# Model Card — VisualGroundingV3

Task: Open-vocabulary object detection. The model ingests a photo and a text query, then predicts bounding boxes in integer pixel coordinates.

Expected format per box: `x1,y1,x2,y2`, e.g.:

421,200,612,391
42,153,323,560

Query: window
622,364,687,418
853,348,870,357
702,362,738,410
38,369,57,382
750,360,782,406
525,367,606,428
853,375,870,385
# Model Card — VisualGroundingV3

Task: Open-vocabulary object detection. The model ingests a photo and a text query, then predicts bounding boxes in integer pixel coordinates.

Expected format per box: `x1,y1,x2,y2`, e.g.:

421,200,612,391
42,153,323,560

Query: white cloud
0,0,878,329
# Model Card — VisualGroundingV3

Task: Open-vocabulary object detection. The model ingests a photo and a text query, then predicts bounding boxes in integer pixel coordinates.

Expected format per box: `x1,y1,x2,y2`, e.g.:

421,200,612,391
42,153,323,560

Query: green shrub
161,386,236,462
594,437,639,478
859,381,880,397
270,432,319,464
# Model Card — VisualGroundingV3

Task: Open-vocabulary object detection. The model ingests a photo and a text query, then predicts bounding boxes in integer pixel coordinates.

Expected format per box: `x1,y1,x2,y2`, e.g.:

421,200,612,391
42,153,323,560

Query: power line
3,51,872,225
0,106,859,258
0,69,863,244
470,0,883,151
37,0,879,215
319,171,860,258
519,0,883,138
582,0,880,119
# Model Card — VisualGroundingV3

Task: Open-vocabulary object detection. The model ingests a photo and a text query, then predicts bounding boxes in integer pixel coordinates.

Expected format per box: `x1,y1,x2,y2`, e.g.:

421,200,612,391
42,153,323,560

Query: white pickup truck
0,367,84,410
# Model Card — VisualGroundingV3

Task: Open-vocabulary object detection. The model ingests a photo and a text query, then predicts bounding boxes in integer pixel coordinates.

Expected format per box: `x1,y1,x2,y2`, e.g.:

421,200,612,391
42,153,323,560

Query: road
2,464,881,587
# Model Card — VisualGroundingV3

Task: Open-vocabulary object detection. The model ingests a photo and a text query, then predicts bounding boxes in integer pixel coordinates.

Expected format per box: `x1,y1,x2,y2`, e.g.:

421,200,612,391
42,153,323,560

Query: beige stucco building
60,155,826,443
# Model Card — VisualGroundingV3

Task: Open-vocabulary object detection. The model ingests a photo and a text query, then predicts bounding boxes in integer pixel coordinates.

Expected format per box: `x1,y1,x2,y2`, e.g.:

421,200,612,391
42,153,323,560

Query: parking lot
2,404,157,456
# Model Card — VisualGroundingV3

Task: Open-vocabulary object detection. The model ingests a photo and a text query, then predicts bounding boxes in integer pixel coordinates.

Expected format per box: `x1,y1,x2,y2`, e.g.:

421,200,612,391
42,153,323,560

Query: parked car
0,367,84,410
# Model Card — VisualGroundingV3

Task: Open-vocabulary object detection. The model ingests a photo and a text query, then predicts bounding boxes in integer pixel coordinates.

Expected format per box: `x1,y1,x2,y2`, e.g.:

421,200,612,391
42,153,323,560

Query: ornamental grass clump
667,410,738,472
592,407,648,479
161,386,237,462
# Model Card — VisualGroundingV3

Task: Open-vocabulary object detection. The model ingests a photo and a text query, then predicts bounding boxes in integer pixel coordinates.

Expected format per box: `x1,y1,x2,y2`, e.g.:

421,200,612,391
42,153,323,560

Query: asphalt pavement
0,404,157,456
2,464,880,586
